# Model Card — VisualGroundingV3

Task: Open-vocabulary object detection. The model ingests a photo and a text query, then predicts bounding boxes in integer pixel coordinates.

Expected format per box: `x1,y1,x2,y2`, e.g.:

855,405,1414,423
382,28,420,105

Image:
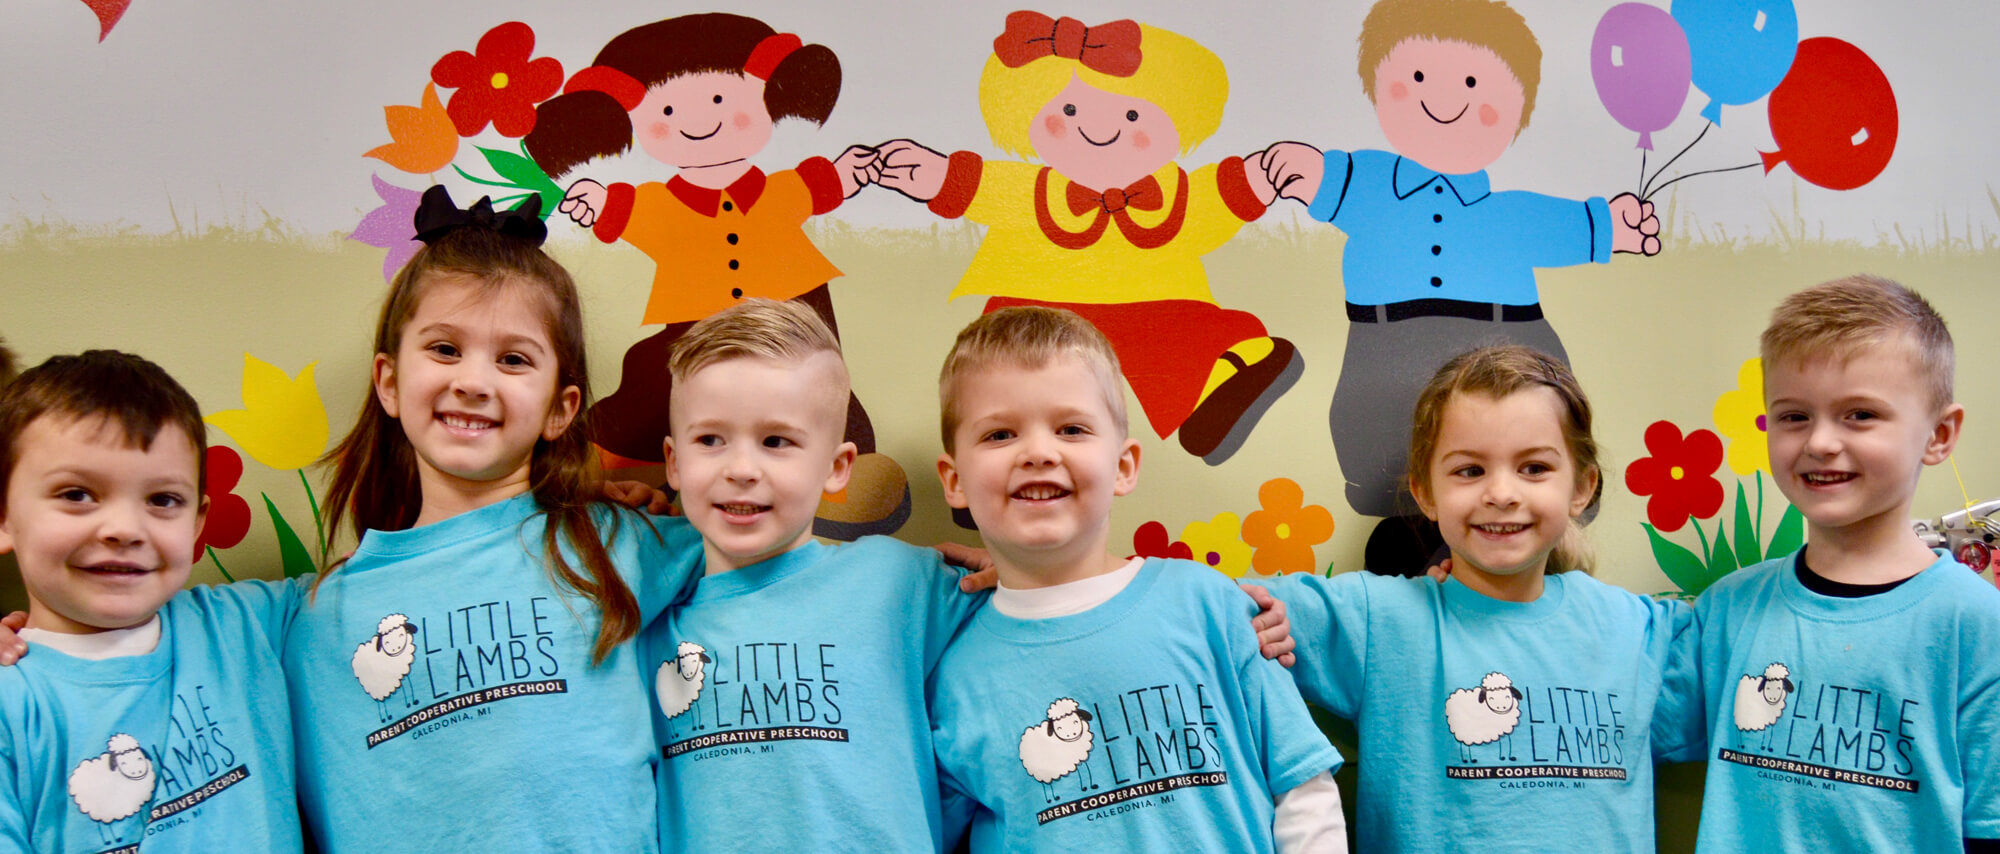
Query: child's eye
1057,424,1089,437
56,487,94,504
1521,461,1553,476
762,435,794,449
694,434,723,448
1413,70,1425,83
148,492,188,510
427,342,459,360
1849,410,1878,422
1062,104,1076,117
982,429,1015,443
1125,110,1138,122
498,352,532,369
1451,465,1483,478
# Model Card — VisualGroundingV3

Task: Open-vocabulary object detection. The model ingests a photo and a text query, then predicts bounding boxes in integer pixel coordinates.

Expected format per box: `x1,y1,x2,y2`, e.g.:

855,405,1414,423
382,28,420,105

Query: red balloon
1760,38,1897,191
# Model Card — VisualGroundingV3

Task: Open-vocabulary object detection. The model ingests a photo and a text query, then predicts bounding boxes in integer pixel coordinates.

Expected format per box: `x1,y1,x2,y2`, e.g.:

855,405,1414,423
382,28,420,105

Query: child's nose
96,500,147,547
1016,436,1058,468
1482,477,1520,508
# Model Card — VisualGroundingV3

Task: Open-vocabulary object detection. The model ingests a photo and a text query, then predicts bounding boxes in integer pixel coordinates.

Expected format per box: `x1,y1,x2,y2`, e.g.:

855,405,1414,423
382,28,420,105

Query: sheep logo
1444,672,1523,763
68,733,155,846
655,641,712,719
1734,662,1795,743
353,613,422,723
1019,698,1100,803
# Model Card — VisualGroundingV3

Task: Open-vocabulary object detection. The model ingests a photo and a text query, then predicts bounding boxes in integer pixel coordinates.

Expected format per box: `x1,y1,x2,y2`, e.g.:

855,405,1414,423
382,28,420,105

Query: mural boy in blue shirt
926,307,1344,852
1255,0,1660,570
1654,276,2000,852
0,351,301,852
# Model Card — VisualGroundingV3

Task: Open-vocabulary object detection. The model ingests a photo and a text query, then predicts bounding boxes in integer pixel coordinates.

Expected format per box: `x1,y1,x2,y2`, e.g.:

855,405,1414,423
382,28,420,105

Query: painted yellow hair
978,22,1227,159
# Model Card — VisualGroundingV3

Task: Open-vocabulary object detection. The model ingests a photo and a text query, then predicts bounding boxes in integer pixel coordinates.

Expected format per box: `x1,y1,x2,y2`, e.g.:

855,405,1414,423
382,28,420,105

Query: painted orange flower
365,83,458,174
1241,478,1335,574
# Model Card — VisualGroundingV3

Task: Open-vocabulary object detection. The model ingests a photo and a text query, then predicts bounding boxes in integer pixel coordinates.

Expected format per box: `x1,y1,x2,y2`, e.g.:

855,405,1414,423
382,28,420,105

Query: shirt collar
667,167,769,216
1392,156,1491,204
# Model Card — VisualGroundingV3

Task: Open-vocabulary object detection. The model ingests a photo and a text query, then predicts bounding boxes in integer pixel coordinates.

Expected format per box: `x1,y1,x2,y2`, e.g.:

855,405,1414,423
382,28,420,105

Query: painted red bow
1067,175,1163,215
992,12,1142,77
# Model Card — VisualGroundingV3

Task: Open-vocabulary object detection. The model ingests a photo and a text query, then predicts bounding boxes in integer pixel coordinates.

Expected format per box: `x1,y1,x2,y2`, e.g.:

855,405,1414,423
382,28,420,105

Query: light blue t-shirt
644,537,985,852
929,558,1340,851
1261,570,1688,853
284,493,704,852
1307,149,1612,306
1655,549,2000,852
0,582,304,853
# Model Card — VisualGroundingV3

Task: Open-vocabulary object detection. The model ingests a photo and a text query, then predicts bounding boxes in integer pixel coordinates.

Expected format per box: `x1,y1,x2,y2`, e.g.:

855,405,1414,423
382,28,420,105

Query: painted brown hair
525,13,841,179
0,350,208,518
1356,0,1543,132
1407,345,1600,574
318,226,642,664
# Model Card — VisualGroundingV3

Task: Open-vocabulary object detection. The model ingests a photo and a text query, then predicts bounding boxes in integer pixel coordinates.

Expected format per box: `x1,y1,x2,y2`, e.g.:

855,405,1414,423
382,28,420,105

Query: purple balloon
1592,3,1693,150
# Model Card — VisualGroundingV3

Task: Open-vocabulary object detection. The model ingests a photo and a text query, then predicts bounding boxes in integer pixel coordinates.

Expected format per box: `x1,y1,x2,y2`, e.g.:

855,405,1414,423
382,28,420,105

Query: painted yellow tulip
1711,357,1770,476
205,354,330,472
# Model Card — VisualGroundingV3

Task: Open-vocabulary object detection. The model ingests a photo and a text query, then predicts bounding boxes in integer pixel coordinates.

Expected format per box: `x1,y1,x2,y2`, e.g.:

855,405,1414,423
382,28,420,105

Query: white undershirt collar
990,557,1144,619
20,615,162,660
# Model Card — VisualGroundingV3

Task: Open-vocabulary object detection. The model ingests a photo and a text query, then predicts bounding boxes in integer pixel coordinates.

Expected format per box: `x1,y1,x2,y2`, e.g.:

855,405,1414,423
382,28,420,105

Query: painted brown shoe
1177,338,1304,465
815,452,912,540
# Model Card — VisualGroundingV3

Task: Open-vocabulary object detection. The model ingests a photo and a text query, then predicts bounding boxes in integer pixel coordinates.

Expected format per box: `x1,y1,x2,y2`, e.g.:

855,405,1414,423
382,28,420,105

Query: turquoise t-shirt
0,582,304,853
644,537,985,852
929,558,1340,851
1655,550,2000,852
1261,570,1688,853
284,493,704,852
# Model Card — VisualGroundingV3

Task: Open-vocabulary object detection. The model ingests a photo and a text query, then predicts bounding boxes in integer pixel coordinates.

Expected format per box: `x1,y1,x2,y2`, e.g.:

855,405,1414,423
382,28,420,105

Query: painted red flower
1624,420,1725,532
193,446,252,561
1130,521,1193,561
430,21,563,138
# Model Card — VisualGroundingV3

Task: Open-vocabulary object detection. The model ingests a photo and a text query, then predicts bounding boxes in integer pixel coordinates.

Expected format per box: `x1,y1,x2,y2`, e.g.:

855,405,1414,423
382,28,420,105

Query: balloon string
1647,161,1759,199
1639,149,1648,196
1643,122,1711,199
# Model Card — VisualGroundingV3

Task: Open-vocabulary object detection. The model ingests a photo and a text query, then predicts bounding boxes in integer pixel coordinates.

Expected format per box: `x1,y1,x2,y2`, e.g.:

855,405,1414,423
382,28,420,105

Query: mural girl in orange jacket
524,13,904,537
875,13,1296,465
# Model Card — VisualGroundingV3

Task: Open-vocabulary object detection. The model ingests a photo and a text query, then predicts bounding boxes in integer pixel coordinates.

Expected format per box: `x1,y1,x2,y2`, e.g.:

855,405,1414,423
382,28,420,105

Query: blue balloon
1671,0,1799,124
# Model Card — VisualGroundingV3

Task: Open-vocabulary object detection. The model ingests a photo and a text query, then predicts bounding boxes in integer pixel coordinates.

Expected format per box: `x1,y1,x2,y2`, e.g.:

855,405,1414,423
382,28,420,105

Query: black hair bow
413,185,548,246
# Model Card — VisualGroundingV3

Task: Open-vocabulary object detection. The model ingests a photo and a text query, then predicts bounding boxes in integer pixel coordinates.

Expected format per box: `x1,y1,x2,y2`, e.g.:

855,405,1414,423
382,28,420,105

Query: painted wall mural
6,1,1996,614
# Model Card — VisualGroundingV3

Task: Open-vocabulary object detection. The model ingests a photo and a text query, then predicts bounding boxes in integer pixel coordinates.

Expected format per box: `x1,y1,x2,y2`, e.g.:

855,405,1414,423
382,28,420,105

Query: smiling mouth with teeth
1012,484,1072,501
440,413,497,430
716,502,772,516
1473,523,1529,534
1802,472,1857,485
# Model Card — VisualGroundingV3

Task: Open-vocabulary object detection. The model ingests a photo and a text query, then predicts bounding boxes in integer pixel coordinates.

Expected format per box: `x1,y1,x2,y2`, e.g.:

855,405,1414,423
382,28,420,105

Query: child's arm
1651,597,1709,763
1252,574,1370,716
1273,771,1348,853
1963,615,2000,846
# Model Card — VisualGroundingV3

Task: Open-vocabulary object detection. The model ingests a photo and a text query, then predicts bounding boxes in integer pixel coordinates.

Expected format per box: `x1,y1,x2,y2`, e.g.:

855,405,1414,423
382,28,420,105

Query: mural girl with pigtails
874,12,1298,466
524,13,909,537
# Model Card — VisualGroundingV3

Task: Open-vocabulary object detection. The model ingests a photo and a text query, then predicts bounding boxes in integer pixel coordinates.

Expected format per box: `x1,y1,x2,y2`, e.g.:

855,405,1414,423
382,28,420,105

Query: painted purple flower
349,175,423,283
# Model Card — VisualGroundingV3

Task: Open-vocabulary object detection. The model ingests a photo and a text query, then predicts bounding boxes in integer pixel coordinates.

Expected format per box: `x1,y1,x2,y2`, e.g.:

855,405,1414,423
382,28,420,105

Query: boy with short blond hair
1657,276,2000,852
0,351,302,851
927,306,1344,851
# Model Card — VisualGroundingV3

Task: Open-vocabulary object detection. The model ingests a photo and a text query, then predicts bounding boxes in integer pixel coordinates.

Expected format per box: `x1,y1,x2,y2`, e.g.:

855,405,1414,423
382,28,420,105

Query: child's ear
1923,403,1966,466
370,354,399,418
1111,437,1142,497
541,385,583,442
936,453,969,510
823,441,858,495
661,435,683,493
1409,474,1439,521
1571,465,1601,519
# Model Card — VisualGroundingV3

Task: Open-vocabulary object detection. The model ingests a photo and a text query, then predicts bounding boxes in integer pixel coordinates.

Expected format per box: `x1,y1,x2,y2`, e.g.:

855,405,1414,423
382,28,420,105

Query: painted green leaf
263,495,318,579
1766,504,1806,560
1644,523,1709,594
480,145,561,216
1710,524,1740,582
1732,481,1761,567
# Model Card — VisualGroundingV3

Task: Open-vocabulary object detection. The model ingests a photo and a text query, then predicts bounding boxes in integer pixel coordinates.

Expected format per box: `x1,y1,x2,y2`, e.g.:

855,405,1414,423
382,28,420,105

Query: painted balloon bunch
1590,1,1896,196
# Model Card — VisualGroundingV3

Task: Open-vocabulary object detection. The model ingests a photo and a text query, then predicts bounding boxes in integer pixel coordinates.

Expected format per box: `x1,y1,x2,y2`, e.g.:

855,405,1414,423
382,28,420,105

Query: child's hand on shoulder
0,611,26,665
601,480,679,516
1241,584,1296,667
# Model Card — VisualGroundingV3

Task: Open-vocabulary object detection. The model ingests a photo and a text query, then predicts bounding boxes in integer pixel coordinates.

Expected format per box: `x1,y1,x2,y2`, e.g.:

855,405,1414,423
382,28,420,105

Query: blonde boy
639,298,988,852
0,351,302,851
927,307,1344,852
1657,276,2000,851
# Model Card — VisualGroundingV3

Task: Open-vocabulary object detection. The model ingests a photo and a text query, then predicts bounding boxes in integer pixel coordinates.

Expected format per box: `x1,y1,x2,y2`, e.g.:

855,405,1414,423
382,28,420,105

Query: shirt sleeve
622,511,707,626
1256,574,1370,718
1961,606,2000,839
911,549,983,674
1487,189,1614,267
960,160,1041,228
1306,149,1357,224
1229,590,1344,796
1273,770,1348,854
1652,595,1710,763
0,733,26,853
201,576,311,657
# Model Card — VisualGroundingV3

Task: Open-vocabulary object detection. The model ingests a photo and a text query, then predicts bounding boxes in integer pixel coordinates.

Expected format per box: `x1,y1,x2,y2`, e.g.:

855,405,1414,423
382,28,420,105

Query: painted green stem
207,546,236,583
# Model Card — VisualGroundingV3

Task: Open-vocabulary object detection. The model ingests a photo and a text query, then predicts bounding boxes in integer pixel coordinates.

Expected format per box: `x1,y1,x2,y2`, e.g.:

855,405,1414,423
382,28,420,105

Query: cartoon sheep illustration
353,614,421,723
1019,698,1099,803
655,641,712,719
1445,672,1523,763
1734,662,1795,746
69,733,155,846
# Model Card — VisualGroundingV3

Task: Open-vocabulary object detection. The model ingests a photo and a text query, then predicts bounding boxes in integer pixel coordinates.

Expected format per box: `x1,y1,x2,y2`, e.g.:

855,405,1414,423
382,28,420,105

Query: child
644,299,1295,852
926,307,1344,851
283,187,704,851
1253,0,1659,568
0,351,302,851
1258,345,1688,852
872,13,1298,465
1654,276,2000,852
526,13,906,537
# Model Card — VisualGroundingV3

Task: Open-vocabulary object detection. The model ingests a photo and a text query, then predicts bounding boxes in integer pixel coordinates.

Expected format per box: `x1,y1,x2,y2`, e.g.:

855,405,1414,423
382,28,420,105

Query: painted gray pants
1331,310,1568,518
